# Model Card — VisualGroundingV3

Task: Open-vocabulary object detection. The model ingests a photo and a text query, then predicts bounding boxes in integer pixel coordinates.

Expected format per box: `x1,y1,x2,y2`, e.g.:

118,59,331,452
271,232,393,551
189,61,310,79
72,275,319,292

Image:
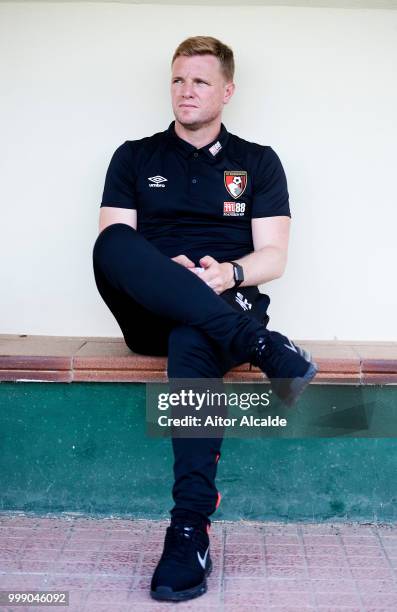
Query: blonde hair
172,36,235,82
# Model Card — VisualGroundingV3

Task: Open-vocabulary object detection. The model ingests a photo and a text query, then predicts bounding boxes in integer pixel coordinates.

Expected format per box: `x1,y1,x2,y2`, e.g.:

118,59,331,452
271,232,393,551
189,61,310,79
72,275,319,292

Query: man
92,36,317,602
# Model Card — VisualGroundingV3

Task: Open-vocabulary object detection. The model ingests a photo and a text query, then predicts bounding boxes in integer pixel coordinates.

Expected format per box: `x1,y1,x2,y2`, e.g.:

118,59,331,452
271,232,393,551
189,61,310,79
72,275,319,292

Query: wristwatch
230,261,244,288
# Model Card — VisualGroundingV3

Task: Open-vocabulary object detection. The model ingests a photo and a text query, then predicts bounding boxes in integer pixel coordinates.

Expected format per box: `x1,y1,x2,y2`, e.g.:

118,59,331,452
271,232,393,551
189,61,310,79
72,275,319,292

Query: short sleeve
251,147,291,218
100,142,136,209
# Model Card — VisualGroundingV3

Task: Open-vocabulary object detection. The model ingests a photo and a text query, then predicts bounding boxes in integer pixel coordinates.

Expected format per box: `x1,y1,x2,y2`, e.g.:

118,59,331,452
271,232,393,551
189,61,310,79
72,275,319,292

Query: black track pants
92,223,270,523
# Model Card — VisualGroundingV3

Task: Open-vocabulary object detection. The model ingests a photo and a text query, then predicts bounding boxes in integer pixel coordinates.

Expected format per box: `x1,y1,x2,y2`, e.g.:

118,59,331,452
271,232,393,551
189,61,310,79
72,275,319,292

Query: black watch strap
230,261,244,288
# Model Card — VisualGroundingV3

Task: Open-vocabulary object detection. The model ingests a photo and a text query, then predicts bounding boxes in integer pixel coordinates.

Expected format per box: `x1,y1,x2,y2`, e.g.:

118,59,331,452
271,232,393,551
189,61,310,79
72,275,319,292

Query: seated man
92,35,317,603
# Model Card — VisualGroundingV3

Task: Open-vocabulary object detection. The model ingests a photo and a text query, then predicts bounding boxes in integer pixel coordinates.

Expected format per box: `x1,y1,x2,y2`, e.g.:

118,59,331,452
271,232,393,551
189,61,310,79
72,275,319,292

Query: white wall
1,2,396,340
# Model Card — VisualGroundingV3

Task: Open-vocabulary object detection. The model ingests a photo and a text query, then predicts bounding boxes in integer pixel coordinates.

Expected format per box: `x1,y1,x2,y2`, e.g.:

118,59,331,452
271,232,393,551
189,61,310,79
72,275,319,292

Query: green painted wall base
1,382,396,522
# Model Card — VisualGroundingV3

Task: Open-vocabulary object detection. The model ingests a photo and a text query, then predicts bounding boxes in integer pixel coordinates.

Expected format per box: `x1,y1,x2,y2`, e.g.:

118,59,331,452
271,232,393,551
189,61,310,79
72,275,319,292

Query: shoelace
162,525,203,564
251,335,290,379
252,334,310,381
250,336,270,366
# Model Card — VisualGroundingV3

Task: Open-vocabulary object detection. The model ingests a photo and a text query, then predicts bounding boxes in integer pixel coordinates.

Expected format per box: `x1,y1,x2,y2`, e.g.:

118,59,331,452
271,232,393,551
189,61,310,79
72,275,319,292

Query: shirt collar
166,121,229,162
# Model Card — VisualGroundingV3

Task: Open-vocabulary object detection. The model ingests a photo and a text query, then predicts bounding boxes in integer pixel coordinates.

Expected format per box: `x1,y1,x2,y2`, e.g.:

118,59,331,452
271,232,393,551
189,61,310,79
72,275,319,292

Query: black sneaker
150,514,212,602
251,330,318,406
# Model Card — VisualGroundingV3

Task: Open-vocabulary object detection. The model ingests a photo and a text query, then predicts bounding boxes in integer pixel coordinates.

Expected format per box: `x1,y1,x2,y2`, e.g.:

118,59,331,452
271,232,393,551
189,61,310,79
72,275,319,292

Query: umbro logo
148,175,168,188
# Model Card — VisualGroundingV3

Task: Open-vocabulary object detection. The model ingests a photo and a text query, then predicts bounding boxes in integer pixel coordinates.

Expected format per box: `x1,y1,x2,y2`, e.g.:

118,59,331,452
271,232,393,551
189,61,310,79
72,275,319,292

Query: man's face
171,54,235,131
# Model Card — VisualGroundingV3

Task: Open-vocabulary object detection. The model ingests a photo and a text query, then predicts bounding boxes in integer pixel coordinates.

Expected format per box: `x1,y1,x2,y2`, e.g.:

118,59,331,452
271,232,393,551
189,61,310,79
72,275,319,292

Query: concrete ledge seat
0,334,396,384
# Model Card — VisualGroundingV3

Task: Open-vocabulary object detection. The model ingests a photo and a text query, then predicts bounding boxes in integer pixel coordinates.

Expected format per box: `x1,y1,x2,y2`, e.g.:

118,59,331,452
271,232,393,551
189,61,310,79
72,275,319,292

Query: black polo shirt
100,121,290,265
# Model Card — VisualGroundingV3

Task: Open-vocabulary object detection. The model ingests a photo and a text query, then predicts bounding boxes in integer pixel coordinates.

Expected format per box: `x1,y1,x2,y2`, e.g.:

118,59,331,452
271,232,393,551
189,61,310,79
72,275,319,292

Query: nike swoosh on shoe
197,546,209,569
284,340,298,353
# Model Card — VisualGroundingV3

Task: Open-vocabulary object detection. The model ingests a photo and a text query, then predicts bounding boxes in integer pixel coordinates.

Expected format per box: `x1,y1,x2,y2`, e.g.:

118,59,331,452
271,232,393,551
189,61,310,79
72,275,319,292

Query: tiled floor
0,514,397,611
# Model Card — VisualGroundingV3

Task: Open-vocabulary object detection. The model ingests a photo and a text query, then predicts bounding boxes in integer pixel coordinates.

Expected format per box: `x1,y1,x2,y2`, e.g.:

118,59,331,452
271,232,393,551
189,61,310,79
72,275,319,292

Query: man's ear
223,82,235,105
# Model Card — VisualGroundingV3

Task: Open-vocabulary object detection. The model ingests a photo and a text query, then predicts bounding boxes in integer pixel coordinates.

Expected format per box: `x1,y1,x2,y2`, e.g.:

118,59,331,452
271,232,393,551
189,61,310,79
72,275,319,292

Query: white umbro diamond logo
148,175,167,184
148,175,168,189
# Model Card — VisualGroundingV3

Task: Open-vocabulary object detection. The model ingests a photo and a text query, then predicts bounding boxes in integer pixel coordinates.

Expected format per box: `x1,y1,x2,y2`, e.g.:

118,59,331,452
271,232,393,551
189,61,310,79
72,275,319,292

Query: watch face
233,263,244,283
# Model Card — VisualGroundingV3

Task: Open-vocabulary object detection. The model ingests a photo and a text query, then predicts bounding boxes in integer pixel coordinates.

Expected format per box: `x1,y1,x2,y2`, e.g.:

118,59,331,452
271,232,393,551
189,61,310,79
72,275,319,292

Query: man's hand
171,254,195,269
191,255,235,295
171,254,235,295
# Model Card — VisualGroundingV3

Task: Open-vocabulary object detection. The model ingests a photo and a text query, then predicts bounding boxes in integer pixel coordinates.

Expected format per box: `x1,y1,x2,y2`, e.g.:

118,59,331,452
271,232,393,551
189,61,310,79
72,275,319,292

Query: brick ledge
0,335,396,384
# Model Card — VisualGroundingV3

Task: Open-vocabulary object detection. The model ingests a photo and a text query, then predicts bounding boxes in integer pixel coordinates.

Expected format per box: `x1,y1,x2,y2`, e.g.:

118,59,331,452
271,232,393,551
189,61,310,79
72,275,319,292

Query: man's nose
181,81,194,97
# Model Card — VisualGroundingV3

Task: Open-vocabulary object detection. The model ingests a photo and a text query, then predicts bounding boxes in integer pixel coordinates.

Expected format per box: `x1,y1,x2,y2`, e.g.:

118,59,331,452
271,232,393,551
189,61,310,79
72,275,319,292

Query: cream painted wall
1,2,396,340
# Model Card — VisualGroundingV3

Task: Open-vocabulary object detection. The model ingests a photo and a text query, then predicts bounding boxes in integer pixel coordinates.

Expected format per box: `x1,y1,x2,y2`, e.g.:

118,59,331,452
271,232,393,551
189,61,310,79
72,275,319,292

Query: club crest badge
224,171,247,199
